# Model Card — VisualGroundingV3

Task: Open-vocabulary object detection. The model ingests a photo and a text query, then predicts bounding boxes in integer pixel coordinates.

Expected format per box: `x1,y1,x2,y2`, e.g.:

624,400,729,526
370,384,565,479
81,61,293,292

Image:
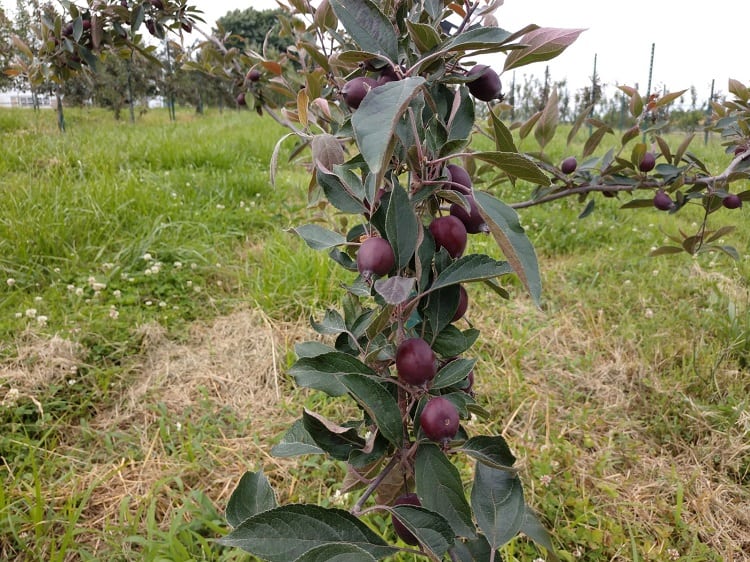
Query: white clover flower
25,308,37,318
175,421,182,432
193,286,201,293
109,307,119,320
2,388,20,407
14,312,22,319
102,262,114,270
158,301,166,308
144,268,153,276
53,267,60,273
644,308,654,319
173,261,182,269
67,284,75,292
239,201,245,208
216,204,225,209
186,280,193,287
145,300,153,306
113,290,122,299
91,282,106,292
572,547,583,558
540,474,553,487
6,278,16,287
67,379,76,386
75,287,84,296
667,548,680,560
190,263,197,270
36,315,48,327
143,253,153,261
34,296,43,303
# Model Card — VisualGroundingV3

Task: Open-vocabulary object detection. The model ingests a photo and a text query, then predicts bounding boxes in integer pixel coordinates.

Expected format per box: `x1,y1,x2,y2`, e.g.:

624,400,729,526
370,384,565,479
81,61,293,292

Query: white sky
193,0,749,105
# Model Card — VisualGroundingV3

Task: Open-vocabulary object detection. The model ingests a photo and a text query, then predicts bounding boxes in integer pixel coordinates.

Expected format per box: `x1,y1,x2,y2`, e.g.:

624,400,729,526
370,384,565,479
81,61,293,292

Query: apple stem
351,453,400,516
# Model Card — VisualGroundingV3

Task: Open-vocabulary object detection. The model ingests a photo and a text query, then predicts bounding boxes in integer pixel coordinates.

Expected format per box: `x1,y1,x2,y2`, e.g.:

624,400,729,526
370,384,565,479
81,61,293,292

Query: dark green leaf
567,104,592,145
519,507,560,562
218,504,398,561
293,543,377,562
518,111,542,140
329,0,398,60
431,326,479,357
353,77,426,177
303,410,366,461
385,181,420,270
578,199,595,219
341,374,403,447
441,27,512,53
422,285,460,342
432,358,476,390
317,169,367,214
448,87,475,143
289,352,376,396
390,505,454,556
415,444,475,538
474,192,542,305
431,254,514,292
472,152,549,185
226,471,278,528
620,199,658,209
311,309,348,335
458,436,516,470
582,126,609,158
271,418,325,457
489,110,517,153
406,21,441,53
295,341,337,358
449,534,494,562
470,463,525,550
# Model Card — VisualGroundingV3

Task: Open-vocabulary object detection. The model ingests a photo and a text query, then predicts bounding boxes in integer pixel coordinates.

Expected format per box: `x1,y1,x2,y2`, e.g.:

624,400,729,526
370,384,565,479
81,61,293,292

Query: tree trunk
55,85,65,132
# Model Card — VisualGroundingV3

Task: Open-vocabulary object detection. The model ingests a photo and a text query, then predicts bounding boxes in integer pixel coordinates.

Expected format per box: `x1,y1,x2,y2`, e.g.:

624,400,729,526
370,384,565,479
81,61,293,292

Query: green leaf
385,181,420,270
519,507,560,562
311,133,345,171
374,276,415,305
218,504,398,561
470,463,526,550
422,285,460,342
449,534,493,562
352,77,426,177
503,27,585,72
289,352,376,396
431,358,476,390
582,126,610,158
302,410,366,461
293,543,377,562
472,152,549,185
578,199,595,219
441,26,512,54
226,471,278,528
567,104,593,145
311,309,348,336
489,110,518,153
294,341,337,358
431,254,514,292
341,374,403,447
329,0,398,61
474,192,542,305
389,505,454,556
415,444,476,538
534,87,559,149
457,436,516,470
406,21,442,53
271,418,325,457
292,224,347,250
317,169,367,214
430,326,479,358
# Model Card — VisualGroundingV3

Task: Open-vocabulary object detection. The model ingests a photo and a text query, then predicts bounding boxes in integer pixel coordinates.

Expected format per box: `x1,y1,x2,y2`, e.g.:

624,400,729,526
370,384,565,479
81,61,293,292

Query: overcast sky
193,0,748,105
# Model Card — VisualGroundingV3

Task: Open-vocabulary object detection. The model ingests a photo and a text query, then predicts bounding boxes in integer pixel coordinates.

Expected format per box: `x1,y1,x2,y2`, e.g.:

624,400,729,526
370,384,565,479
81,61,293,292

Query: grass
1,106,748,561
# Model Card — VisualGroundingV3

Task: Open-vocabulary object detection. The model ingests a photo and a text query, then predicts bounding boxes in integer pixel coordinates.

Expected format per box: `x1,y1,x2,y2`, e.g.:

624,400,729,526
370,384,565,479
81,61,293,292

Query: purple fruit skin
341,76,377,109
561,156,577,175
429,215,468,258
420,396,460,442
723,194,743,209
640,152,656,172
467,65,502,102
452,285,468,322
396,338,436,385
247,69,261,82
446,164,472,193
357,237,395,276
450,197,486,234
392,493,421,545
236,92,247,106
653,191,672,211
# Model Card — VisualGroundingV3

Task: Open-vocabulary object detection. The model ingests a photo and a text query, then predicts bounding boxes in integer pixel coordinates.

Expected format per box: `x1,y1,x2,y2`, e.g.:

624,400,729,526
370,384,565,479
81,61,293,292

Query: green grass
1,107,748,561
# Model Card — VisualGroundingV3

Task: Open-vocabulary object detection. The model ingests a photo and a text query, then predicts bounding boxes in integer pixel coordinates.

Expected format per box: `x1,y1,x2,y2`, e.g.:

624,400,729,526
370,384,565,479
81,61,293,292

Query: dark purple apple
446,164,472,194
561,156,577,175
396,338,436,386
639,152,656,172
236,92,247,107
420,396,459,442
357,237,395,276
653,190,672,211
391,493,421,545
150,0,164,9
247,68,261,82
341,76,377,110
429,215,467,258
450,197,487,234
466,65,502,102
723,193,743,209
452,285,468,322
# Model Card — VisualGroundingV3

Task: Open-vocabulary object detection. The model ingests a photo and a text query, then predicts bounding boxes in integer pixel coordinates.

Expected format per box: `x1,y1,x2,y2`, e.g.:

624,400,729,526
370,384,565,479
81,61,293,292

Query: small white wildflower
193,286,201,293
172,305,179,310
102,262,114,270
34,296,43,303
650,246,657,252
652,270,659,276
145,300,153,306
644,308,654,319
216,280,223,287
667,548,680,560
175,421,182,432
186,280,193,287
67,284,75,292
239,201,245,208
14,312,22,318
540,474,553,487
216,204,225,209
631,227,638,232
67,379,76,386
91,282,106,292
75,287,84,296
158,301,166,308
53,267,60,273
109,307,119,320
36,315,48,327
623,279,631,285
190,263,197,270
250,201,256,207
70,365,78,374
255,193,261,198
113,290,122,299
143,253,153,261
173,261,182,269
6,278,16,287
533,558,545,562
87,276,96,286
144,269,153,276
25,308,37,318
215,263,221,268
572,547,583,558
